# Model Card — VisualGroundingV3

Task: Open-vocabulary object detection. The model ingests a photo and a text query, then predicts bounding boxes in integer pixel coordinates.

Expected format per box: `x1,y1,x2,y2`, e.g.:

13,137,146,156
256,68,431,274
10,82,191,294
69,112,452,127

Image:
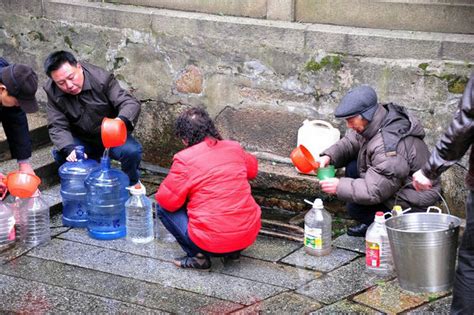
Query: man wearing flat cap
0,57,39,197
319,85,440,236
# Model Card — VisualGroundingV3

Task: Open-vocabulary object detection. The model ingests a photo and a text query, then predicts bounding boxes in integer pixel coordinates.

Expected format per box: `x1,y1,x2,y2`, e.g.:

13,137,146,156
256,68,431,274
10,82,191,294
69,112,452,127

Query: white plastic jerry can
297,120,340,163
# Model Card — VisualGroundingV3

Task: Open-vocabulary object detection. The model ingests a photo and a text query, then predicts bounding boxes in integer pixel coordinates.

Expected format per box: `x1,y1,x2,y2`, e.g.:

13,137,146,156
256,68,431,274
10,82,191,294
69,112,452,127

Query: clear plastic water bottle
18,190,51,246
0,200,16,251
125,183,153,244
365,211,393,275
5,195,21,236
85,156,128,240
304,198,332,256
59,145,99,227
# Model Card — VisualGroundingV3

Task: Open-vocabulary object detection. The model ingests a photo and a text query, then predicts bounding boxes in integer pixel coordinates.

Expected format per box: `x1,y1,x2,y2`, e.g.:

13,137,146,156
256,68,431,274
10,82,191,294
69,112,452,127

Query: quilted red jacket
155,138,261,253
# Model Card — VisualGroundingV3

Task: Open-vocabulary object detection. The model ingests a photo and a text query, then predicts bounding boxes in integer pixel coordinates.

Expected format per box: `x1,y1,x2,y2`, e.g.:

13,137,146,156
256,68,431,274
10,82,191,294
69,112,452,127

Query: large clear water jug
18,190,51,246
297,120,340,164
59,145,99,227
85,156,128,240
5,195,21,237
304,198,332,256
365,211,393,275
125,183,153,244
0,200,16,251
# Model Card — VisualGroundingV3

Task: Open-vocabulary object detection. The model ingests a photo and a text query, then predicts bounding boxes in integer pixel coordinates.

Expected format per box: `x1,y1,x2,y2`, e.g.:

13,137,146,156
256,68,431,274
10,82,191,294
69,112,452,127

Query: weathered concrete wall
0,0,473,215
108,0,474,33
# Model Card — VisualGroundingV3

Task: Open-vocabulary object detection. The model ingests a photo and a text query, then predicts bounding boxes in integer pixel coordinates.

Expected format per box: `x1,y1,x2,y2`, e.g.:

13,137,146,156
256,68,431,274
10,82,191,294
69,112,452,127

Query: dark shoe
174,253,211,271
220,251,241,264
347,223,369,237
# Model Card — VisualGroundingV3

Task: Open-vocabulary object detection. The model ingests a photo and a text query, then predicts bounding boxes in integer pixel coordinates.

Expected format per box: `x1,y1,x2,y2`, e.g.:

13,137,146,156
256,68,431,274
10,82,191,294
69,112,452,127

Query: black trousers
451,190,474,314
345,160,390,225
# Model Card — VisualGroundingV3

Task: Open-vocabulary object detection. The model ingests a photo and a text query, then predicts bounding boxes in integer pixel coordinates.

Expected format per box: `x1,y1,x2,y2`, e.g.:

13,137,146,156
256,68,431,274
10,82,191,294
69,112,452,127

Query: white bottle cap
313,198,323,208
127,182,146,195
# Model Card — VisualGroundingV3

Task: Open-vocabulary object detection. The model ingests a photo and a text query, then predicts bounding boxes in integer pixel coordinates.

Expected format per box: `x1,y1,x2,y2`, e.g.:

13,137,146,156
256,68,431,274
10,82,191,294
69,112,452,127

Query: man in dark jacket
43,51,142,185
413,75,474,314
319,85,440,236
0,57,39,196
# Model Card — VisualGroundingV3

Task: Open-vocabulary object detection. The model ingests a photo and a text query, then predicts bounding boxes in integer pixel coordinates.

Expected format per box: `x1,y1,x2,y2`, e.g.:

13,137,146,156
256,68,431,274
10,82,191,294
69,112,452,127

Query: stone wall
0,0,473,215
108,0,474,33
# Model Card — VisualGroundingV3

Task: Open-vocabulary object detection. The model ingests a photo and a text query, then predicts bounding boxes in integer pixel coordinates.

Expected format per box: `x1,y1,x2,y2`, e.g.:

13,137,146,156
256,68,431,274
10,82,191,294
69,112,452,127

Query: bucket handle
305,120,335,130
394,181,451,215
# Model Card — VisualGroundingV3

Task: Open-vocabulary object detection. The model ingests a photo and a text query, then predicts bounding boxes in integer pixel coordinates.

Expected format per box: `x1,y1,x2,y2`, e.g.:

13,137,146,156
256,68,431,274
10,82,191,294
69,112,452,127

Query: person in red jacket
155,107,261,270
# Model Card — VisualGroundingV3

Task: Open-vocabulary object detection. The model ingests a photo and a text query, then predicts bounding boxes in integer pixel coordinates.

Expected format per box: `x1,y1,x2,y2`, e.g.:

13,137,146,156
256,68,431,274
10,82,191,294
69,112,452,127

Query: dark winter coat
422,75,474,191
323,103,440,210
43,62,141,155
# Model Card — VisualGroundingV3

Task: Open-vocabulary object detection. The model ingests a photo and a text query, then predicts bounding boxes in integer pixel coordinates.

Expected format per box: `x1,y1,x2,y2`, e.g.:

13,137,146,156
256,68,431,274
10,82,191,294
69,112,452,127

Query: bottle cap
127,182,146,195
374,211,385,222
313,198,323,208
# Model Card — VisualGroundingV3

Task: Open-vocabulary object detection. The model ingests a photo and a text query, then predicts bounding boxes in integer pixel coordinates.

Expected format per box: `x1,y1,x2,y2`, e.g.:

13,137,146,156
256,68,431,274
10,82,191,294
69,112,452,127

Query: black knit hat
335,86,378,121
0,61,39,113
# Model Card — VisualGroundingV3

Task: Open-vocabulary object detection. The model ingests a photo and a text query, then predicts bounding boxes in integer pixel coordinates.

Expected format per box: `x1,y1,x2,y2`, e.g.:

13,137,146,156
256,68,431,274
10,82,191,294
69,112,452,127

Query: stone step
0,144,59,190
0,111,50,162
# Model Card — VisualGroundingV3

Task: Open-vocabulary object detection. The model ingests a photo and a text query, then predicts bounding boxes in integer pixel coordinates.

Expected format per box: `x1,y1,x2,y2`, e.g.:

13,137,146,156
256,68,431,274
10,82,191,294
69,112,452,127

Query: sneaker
174,253,211,271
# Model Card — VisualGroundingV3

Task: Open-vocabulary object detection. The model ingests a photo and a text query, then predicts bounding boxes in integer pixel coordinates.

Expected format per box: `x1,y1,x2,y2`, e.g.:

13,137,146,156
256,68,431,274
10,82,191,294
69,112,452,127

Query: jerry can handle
305,120,335,130
427,206,442,214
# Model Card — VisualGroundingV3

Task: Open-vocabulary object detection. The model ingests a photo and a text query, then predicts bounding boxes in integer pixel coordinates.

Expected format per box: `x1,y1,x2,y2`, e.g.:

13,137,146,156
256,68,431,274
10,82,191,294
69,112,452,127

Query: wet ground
0,211,453,314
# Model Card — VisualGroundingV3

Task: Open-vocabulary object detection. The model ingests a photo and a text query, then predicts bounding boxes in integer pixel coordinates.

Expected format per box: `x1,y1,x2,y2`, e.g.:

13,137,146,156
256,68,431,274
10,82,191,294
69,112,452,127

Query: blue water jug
59,145,99,227
85,156,129,240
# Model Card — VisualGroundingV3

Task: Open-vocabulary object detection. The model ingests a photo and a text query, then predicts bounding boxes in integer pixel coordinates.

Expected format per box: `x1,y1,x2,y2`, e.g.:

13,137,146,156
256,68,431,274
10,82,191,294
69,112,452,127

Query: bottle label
366,241,380,267
7,216,15,241
304,226,323,249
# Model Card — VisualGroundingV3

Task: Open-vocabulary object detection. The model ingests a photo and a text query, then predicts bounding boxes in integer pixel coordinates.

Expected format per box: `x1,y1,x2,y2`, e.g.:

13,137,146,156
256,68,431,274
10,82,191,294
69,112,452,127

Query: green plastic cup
317,165,336,180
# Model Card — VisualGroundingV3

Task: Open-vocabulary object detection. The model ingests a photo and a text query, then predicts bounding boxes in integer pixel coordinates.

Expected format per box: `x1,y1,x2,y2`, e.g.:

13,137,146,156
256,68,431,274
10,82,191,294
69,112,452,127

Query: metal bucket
385,207,462,293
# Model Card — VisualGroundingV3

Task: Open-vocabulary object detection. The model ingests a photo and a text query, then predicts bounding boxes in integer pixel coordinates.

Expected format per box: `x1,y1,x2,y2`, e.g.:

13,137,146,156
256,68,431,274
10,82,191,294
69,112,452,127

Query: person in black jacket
413,75,474,314
0,58,39,197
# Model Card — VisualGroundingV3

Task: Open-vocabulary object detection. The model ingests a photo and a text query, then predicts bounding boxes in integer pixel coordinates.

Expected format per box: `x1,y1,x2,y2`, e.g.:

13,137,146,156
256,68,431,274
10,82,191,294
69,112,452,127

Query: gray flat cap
335,86,378,121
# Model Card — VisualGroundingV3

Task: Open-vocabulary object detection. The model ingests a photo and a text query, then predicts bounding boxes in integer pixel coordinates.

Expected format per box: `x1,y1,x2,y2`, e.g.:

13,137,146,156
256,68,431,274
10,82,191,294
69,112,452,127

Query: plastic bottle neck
100,157,111,170
75,146,85,161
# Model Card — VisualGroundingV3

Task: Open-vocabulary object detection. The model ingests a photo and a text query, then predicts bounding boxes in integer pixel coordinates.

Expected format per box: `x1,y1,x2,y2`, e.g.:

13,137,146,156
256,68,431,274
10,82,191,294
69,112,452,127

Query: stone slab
0,256,242,314
408,295,452,314
333,233,365,254
353,279,449,314
111,0,267,19
213,257,320,289
27,238,286,305
281,247,359,272
311,299,382,314
57,228,184,262
296,258,393,304
0,274,165,313
242,235,302,262
267,0,295,21
236,292,322,314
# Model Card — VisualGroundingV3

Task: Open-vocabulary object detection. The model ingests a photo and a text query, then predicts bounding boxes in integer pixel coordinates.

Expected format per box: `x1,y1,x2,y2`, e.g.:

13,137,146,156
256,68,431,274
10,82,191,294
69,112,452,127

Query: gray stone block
408,295,452,314
281,247,359,272
213,256,320,289
238,292,322,314
0,0,42,17
296,258,393,304
311,299,383,314
27,238,286,305
333,234,365,254
243,235,302,262
0,256,242,314
45,0,152,31
0,274,166,313
267,0,295,21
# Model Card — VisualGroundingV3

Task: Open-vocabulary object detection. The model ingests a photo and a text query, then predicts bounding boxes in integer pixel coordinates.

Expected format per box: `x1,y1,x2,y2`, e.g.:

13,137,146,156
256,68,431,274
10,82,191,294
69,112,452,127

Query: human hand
320,178,339,195
0,173,6,200
66,149,88,162
18,162,35,175
412,170,433,191
319,155,331,168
